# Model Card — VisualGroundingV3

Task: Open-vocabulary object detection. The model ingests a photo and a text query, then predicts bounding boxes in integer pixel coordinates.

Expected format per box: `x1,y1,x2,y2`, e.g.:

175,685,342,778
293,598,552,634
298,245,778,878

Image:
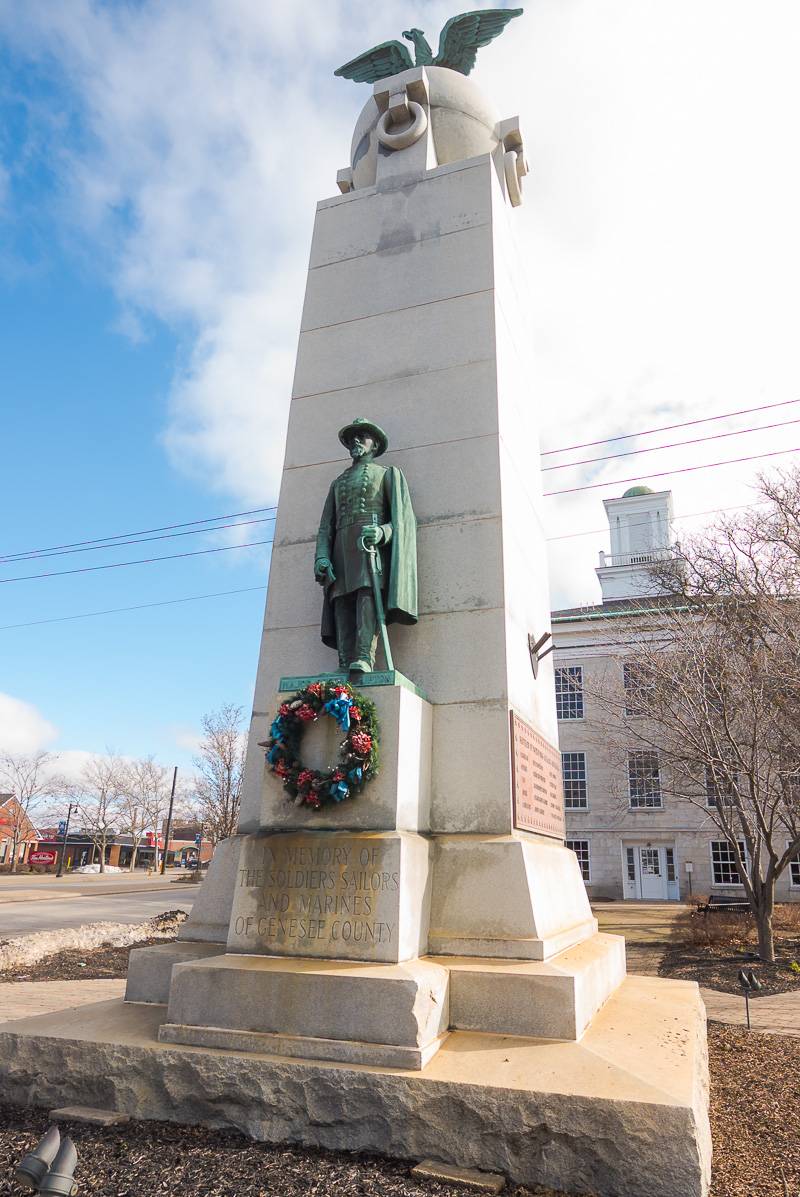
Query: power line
540,398,800,456
543,445,800,497
0,538,273,584
0,505,277,563
0,586,267,631
541,416,800,472
1,515,276,564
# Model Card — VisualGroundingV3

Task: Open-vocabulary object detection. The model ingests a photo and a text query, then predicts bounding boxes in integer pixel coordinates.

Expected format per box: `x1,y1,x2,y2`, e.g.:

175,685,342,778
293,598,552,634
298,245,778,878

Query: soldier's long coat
316,463,418,650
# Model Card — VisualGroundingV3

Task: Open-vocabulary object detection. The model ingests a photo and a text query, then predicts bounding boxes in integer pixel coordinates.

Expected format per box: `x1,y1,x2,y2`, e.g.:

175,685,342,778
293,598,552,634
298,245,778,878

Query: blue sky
2,1,800,774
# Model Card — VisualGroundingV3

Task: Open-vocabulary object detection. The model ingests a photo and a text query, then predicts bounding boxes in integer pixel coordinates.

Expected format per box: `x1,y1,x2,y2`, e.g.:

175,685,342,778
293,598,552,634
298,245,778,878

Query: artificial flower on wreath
261,679,379,809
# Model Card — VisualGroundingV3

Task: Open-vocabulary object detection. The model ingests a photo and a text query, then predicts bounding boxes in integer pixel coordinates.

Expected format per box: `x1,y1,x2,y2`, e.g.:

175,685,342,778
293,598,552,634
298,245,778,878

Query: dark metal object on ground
738,967,763,1029
38,1135,78,1195
15,1124,61,1190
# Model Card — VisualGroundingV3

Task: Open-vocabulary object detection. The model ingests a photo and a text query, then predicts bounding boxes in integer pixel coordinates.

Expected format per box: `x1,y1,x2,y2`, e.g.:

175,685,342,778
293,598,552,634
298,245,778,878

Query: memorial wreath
263,680,379,809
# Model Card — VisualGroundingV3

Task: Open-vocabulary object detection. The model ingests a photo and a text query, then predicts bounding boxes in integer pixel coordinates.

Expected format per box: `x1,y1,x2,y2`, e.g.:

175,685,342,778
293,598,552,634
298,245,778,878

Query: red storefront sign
30,850,57,866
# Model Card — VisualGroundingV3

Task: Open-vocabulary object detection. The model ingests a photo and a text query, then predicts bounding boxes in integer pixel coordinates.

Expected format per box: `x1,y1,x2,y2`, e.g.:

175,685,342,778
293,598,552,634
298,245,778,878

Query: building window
665,846,676,883
566,839,590,883
623,663,654,717
555,666,584,720
0,840,6,863
705,763,739,807
710,840,746,886
562,752,588,809
628,750,662,808
789,844,800,888
625,846,636,882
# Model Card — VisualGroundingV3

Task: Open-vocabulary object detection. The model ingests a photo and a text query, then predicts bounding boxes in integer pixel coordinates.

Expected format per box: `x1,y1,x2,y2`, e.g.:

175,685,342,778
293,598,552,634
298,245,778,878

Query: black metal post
55,803,74,878
744,989,751,1030
160,767,178,876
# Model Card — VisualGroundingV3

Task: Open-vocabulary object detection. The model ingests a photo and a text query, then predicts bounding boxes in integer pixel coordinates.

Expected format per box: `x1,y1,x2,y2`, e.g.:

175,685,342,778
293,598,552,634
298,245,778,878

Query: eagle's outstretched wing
334,40,413,84
434,8,523,75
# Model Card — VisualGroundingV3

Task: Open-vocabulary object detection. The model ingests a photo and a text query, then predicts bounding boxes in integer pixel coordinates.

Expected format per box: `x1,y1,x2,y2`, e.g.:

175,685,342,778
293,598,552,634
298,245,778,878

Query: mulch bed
656,906,800,995
0,1024,796,1196
0,1107,569,1197
708,1022,800,1196
659,942,800,995
0,938,170,984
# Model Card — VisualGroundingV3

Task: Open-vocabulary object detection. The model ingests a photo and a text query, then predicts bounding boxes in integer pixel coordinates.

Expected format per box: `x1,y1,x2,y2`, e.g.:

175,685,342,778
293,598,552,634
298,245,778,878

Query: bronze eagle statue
334,8,523,84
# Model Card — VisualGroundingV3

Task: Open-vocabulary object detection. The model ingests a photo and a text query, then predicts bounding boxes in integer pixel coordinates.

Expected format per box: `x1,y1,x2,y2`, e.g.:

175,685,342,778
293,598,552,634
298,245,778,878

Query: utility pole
160,767,178,876
56,803,75,879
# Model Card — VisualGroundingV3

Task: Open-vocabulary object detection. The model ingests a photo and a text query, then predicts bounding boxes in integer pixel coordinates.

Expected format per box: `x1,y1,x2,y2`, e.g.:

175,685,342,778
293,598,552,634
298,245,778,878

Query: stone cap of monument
349,65,499,191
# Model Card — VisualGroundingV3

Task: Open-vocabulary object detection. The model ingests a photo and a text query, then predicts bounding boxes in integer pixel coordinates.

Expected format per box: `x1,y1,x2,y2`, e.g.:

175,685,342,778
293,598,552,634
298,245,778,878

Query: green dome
622,485,654,498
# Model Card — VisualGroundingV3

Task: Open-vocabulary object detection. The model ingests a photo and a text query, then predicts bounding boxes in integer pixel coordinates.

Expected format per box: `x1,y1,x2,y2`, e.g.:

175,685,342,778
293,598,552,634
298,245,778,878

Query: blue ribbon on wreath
347,766,363,785
323,694,353,732
330,780,350,802
269,717,286,742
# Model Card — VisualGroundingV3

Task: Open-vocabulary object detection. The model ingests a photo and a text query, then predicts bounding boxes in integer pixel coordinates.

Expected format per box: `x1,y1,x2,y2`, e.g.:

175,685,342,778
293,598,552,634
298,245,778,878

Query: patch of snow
0,910,187,972
73,864,124,874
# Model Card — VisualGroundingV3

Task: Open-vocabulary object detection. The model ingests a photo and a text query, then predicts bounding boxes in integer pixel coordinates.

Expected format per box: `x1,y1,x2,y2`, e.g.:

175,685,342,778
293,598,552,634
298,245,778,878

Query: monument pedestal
103,59,712,1196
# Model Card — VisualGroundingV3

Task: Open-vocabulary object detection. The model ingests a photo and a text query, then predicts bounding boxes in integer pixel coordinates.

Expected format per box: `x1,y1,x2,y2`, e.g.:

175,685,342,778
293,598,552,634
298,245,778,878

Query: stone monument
0,12,712,1196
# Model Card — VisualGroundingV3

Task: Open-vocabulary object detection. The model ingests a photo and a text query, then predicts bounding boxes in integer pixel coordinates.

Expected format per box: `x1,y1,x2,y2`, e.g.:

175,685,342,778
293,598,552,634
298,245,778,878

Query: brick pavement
0,980,127,1025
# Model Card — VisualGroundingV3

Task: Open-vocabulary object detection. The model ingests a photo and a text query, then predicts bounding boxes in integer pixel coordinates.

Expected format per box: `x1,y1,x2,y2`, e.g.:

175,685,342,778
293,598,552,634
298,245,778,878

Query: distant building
0,793,39,869
552,486,800,902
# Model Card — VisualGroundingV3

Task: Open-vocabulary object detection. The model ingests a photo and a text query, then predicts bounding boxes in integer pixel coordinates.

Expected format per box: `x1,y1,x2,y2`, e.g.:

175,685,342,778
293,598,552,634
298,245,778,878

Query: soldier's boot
350,589,379,673
333,595,357,672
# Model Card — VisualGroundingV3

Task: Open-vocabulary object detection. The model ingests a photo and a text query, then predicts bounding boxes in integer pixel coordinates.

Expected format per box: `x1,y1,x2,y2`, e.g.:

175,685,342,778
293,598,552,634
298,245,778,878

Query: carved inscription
229,833,401,960
510,712,565,840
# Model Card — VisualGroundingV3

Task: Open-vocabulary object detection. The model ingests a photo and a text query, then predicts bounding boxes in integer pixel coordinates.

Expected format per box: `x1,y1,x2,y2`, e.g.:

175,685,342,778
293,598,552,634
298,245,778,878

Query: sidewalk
0,871,186,904
593,900,800,1037
701,987,800,1036
0,980,127,1024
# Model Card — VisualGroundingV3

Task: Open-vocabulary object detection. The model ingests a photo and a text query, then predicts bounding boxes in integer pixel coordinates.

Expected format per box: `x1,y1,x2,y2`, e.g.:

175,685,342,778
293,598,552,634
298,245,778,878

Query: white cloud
2,1,800,606
0,692,58,754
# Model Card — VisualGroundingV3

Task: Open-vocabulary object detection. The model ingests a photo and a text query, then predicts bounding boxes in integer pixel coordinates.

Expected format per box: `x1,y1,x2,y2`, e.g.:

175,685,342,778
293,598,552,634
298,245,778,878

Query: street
0,875,194,936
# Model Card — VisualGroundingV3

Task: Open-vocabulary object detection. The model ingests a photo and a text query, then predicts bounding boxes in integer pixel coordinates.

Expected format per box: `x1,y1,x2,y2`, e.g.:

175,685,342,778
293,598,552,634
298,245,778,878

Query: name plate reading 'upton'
227,832,405,963
510,712,566,840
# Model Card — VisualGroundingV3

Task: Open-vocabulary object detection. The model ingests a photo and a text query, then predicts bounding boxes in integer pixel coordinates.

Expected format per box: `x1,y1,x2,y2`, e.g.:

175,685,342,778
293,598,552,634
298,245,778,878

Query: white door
638,847,667,899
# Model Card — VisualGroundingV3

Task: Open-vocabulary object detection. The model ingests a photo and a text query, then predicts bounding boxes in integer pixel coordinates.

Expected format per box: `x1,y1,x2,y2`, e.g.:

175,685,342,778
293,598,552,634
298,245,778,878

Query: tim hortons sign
29,850,57,866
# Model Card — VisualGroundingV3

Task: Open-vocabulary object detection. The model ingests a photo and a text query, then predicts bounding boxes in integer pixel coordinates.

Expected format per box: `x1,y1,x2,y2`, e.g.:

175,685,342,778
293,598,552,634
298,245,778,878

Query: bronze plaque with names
510,711,565,840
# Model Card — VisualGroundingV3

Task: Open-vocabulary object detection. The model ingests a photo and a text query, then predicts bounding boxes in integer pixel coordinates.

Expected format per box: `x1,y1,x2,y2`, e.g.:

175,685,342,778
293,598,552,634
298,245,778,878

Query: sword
359,514,394,672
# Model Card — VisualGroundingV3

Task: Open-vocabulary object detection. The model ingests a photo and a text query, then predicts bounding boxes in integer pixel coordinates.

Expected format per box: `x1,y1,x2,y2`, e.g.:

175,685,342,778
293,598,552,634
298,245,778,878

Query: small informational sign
195,833,202,846
57,821,67,836
510,711,565,841
30,850,57,866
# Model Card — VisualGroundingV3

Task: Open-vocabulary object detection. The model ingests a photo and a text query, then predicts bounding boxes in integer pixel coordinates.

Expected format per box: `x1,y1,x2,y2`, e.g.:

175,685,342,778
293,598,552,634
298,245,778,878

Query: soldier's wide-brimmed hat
338,416,388,457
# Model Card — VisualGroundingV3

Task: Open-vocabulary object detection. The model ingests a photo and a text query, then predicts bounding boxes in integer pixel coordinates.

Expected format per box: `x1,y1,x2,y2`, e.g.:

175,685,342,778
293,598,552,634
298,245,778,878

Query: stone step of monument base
158,1022,447,1069
159,954,450,1070
125,941,227,1005
439,931,626,1041
150,932,625,1069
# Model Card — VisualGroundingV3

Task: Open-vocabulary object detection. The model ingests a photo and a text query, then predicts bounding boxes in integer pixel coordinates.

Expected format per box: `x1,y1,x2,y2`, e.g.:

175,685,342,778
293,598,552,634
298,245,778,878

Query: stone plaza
0,28,712,1197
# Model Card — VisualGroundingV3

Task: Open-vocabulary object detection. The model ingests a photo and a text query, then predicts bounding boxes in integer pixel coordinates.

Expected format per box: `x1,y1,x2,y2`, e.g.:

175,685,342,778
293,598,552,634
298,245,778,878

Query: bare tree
0,751,61,873
118,757,172,870
73,753,126,872
192,703,245,845
592,467,800,961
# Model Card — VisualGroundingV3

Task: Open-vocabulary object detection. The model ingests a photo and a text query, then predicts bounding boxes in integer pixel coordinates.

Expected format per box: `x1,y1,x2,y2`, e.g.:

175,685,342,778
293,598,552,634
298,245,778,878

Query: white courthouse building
552,485,800,903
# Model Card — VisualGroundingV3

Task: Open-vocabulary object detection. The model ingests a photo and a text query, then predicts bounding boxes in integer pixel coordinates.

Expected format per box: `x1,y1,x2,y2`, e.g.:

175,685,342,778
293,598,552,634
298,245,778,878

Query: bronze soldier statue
315,418,417,672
